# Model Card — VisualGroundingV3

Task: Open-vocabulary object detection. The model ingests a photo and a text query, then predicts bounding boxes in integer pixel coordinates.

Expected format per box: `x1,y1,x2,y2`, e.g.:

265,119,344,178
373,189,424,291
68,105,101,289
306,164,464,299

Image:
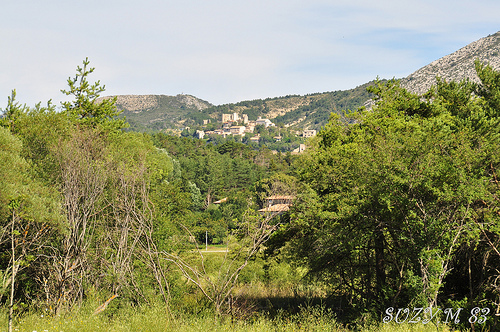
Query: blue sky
1,0,499,108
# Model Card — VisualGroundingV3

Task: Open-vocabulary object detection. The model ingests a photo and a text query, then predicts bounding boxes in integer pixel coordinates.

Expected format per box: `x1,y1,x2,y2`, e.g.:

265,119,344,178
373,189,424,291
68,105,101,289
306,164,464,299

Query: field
2,304,454,332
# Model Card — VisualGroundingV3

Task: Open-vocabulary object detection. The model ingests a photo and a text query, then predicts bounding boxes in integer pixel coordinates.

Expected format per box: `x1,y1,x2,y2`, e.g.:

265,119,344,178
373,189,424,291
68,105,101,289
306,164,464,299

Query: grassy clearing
2,304,455,332
198,244,229,252
0,257,459,331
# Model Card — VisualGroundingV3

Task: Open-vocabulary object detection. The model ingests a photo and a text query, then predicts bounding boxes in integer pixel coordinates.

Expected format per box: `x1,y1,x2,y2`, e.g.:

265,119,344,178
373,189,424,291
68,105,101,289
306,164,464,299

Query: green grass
201,244,229,251
0,255,460,332
2,304,456,332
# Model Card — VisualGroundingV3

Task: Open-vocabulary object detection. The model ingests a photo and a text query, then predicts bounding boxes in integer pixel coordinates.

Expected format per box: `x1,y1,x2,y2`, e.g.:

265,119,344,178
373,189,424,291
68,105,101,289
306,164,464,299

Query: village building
245,124,255,133
214,129,231,138
223,128,231,135
213,197,228,204
249,135,260,143
255,117,275,128
303,129,317,138
258,195,295,217
222,113,248,124
292,144,306,154
195,130,205,139
229,126,246,135
222,113,238,123
265,195,294,207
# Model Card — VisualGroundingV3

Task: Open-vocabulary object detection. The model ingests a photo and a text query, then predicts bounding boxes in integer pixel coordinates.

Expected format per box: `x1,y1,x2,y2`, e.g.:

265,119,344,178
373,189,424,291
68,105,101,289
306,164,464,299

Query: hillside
200,81,378,130
98,94,213,132
401,31,500,94
104,31,500,132
105,83,377,132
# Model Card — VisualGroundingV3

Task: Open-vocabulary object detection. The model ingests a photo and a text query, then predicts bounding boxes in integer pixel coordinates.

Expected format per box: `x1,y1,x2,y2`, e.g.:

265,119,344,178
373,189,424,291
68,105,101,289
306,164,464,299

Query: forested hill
200,81,377,130
106,82,378,132
98,94,213,132
104,31,500,132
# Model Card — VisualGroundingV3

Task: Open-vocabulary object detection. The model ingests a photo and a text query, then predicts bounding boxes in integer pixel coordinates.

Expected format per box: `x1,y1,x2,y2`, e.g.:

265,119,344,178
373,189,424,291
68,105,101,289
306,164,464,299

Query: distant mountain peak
401,31,500,94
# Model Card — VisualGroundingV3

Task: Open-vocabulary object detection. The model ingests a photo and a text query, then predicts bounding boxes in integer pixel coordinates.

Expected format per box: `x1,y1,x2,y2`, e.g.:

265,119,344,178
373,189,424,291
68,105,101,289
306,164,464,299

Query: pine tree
61,58,127,132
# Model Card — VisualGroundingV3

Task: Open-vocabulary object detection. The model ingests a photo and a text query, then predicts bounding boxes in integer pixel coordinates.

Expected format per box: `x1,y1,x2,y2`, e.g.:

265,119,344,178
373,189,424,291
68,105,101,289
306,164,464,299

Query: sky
1,0,499,108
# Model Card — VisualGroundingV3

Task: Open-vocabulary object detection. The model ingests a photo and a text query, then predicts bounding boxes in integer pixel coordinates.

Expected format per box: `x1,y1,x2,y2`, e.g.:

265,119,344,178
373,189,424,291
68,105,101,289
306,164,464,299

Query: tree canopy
61,57,127,132
3,57,500,330
272,61,500,324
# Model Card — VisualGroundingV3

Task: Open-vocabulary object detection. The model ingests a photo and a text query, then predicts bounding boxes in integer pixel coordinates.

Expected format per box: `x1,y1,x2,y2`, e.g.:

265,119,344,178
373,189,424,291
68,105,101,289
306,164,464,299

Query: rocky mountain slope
401,31,500,94
109,94,212,113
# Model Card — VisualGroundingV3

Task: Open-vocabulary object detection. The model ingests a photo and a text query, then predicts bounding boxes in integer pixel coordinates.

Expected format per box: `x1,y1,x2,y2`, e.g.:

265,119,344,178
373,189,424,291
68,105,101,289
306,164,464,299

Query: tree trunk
374,226,386,300
8,210,17,332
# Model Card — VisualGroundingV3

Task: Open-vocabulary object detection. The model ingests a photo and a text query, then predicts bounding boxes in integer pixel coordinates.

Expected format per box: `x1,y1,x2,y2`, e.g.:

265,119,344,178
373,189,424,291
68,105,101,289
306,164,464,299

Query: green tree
282,70,500,320
0,127,63,331
3,99,71,185
0,90,29,132
61,58,127,132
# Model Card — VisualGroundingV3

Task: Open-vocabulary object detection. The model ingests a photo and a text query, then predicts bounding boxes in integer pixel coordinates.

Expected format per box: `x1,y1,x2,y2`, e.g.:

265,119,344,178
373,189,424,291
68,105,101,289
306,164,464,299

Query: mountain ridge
104,31,500,132
401,31,500,94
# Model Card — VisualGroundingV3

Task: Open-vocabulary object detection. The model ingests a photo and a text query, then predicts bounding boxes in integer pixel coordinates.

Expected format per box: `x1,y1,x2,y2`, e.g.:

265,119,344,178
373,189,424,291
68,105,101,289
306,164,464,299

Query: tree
162,201,285,316
61,58,127,132
0,90,29,132
2,95,71,185
47,128,108,313
0,59,180,320
0,127,63,332
254,172,298,208
281,70,500,321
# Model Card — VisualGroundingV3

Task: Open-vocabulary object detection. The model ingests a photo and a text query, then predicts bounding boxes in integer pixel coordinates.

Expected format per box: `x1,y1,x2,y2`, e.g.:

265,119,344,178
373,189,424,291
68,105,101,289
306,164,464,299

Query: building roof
266,195,295,200
258,204,290,213
214,197,228,204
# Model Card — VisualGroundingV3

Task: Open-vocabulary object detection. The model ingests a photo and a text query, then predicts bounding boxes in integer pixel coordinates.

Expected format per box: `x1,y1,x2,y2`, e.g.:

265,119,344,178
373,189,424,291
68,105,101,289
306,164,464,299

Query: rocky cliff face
401,31,500,94
109,95,159,113
175,94,212,111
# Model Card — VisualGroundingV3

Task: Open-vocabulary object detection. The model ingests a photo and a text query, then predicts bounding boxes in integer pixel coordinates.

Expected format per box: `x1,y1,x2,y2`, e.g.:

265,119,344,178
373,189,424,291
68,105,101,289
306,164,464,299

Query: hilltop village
182,112,317,153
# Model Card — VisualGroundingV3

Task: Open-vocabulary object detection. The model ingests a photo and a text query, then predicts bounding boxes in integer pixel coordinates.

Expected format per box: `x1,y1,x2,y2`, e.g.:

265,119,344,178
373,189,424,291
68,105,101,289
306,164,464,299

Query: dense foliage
2,58,500,331
268,60,500,329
